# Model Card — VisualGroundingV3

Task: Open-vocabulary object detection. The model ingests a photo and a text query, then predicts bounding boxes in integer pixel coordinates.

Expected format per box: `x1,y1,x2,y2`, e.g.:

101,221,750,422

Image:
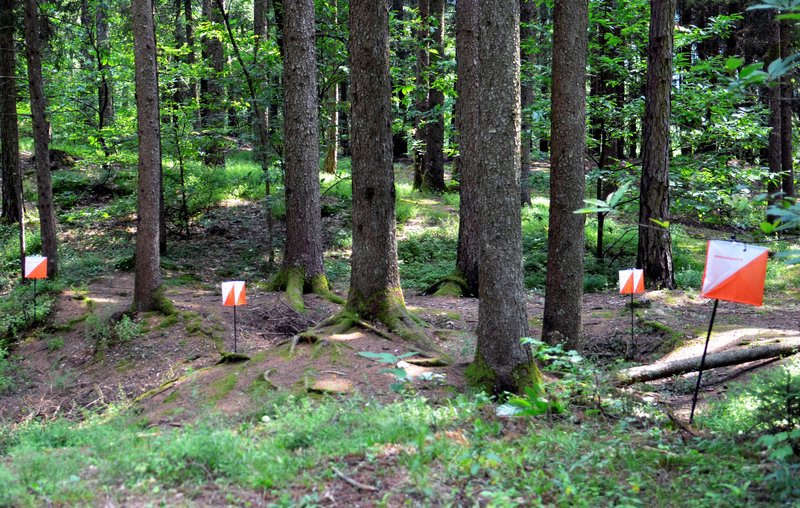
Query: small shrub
0,346,14,394
114,315,141,342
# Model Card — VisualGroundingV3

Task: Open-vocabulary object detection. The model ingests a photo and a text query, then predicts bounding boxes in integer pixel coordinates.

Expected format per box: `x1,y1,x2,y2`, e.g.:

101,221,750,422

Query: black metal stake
32,278,37,323
628,292,635,359
233,304,238,353
690,298,720,424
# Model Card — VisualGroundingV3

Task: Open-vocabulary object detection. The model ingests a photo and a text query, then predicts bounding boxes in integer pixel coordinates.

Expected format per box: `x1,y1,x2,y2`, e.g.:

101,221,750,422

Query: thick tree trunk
412,0,429,190
519,0,535,207
454,0,480,296
422,0,445,193
277,0,327,311
201,0,225,167
616,337,800,385
470,0,540,394
132,0,165,312
637,0,676,289
24,0,59,278
542,0,588,350
347,0,406,322
0,0,22,225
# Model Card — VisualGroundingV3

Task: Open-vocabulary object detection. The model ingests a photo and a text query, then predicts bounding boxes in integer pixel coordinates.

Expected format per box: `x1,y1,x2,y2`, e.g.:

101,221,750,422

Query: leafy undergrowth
0,390,792,507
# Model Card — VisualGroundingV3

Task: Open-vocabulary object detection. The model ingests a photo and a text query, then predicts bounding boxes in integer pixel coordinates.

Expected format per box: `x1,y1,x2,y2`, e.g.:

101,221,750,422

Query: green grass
0,390,792,506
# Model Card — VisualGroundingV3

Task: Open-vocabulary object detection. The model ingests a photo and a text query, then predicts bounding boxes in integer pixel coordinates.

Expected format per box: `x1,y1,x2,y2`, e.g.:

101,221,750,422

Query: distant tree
780,20,793,197
468,0,540,393
422,0,446,193
412,0,430,190
519,0,535,206
24,0,59,278
542,0,588,349
0,0,22,226
270,0,341,311
637,0,676,289
200,0,225,167
132,0,166,312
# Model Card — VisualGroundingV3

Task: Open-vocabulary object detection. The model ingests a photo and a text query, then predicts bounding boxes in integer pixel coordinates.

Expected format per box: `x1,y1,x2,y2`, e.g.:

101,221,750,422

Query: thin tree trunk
412,0,429,190
519,0,534,207
24,0,58,278
780,20,794,198
542,0,589,349
322,0,339,175
201,0,225,167
132,0,165,311
423,0,445,192
637,0,676,289
454,0,480,296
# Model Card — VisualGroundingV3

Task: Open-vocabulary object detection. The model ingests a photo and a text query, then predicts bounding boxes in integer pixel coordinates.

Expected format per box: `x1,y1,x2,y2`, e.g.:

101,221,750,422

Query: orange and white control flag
222,281,246,306
24,256,48,279
701,240,768,307
619,269,645,295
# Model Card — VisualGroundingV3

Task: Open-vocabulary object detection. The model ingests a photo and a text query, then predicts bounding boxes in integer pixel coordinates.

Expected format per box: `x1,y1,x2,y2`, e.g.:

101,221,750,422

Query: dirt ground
2,202,799,426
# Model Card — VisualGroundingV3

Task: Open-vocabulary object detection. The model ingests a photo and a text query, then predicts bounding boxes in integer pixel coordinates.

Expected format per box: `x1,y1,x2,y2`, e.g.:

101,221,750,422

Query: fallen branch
616,337,800,386
331,466,378,492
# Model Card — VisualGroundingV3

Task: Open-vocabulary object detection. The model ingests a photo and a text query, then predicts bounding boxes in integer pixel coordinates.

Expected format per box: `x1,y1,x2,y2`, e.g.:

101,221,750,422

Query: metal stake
629,292,635,359
690,298,720,424
233,303,237,353
33,278,37,323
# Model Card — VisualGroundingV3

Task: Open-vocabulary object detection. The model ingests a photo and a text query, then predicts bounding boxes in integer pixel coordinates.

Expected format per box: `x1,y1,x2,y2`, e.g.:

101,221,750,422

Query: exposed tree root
422,273,473,297
216,352,251,364
270,268,345,313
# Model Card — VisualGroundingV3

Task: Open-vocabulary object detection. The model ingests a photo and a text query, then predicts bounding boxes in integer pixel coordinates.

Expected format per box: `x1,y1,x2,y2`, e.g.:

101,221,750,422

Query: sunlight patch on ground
220,198,249,207
659,327,798,362
328,331,366,342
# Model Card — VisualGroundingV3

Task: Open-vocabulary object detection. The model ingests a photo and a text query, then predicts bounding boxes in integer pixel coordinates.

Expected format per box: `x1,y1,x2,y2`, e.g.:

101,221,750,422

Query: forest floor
1,162,799,505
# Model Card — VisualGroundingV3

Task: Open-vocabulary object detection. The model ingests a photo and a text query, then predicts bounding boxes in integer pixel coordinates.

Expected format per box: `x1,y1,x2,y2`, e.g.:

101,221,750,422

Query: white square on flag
700,240,768,307
222,281,246,306
619,269,644,295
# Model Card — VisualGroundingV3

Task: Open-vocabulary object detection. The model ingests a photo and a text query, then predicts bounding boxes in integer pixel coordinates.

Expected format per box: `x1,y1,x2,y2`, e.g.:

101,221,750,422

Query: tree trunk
519,0,534,207
201,0,225,167
96,3,114,130
412,0,429,190
277,0,326,310
637,0,676,290
24,0,59,278
347,0,406,321
132,0,165,312
422,0,445,193
322,0,339,175
469,0,540,394
780,20,794,198
616,337,800,385
391,0,409,160
454,0,480,297
0,0,22,225
542,0,588,350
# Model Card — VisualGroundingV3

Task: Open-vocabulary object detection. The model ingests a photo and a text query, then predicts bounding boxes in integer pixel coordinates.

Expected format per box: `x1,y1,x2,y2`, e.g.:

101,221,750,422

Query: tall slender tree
780,20,794,197
519,0,535,206
468,0,540,393
132,0,166,311
412,0,429,190
24,0,59,278
542,0,589,349
270,0,340,311
200,0,225,167
422,0,445,192
637,0,676,289
0,0,22,226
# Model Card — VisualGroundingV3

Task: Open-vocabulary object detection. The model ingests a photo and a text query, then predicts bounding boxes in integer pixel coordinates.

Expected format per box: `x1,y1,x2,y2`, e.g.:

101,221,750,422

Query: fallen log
615,337,800,386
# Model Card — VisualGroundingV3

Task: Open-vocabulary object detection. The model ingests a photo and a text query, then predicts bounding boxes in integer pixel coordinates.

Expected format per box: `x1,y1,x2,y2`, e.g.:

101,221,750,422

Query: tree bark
454,0,480,296
422,0,445,193
0,0,22,225
780,19,794,198
470,0,540,394
347,0,405,320
24,0,59,278
412,0,429,190
542,0,588,350
519,0,534,207
200,0,225,167
637,0,676,289
616,337,800,385
278,0,326,308
132,0,165,311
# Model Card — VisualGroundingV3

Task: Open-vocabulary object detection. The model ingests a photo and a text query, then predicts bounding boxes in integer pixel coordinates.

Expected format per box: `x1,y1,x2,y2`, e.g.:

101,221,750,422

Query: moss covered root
465,351,542,395
270,268,345,313
423,273,473,298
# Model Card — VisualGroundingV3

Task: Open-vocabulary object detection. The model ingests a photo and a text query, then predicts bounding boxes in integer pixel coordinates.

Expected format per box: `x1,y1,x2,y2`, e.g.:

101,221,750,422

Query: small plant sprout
357,351,418,392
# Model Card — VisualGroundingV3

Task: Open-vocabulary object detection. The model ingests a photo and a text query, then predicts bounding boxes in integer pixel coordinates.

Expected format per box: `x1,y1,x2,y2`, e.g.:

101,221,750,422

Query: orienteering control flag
700,240,768,307
24,256,48,279
222,281,246,306
619,269,645,295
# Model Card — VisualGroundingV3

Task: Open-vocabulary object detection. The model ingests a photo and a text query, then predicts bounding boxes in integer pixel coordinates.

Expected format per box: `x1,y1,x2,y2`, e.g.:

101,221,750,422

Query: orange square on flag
24,256,48,279
222,281,246,306
619,269,644,295
700,240,768,307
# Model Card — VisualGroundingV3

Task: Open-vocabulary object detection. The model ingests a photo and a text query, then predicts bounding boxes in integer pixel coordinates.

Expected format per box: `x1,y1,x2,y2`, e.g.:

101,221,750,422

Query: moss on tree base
422,273,473,297
269,267,345,312
465,351,542,395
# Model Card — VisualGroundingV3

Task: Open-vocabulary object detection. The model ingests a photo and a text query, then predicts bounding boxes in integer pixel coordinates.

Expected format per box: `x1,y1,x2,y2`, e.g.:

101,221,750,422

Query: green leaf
574,207,612,214
648,218,670,228
380,368,408,379
759,220,780,234
724,56,744,71
358,351,398,364
606,182,632,208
